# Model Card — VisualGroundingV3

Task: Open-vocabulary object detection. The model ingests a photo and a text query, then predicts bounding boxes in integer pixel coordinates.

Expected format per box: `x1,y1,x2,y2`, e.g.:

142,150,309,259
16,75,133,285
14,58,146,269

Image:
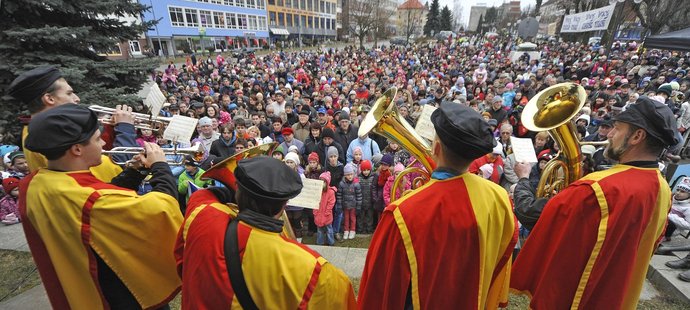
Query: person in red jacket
468,143,505,184
314,171,336,245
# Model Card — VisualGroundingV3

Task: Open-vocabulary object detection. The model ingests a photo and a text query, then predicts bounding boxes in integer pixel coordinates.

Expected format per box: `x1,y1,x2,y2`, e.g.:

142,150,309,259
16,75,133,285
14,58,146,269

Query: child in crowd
272,145,285,161
0,177,20,225
178,156,213,214
373,154,393,223
6,151,28,179
357,160,376,234
284,152,305,242
303,152,322,236
337,164,362,240
325,146,344,240
314,171,336,246
350,146,363,174
383,163,410,206
668,181,690,240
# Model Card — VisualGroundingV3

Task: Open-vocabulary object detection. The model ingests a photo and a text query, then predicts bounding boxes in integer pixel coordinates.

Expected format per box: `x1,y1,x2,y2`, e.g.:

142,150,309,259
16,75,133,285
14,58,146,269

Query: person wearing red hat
356,160,376,234
279,127,304,157
0,177,20,225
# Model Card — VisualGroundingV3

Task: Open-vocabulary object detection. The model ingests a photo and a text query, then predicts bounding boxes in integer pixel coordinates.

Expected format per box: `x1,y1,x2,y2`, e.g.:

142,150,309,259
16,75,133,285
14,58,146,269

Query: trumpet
89,105,171,131
103,143,204,166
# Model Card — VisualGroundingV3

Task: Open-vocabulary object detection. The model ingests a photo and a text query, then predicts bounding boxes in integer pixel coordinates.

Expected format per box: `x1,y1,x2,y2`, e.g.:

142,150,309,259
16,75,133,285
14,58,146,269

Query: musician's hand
111,104,135,125
514,162,532,179
139,142,167,168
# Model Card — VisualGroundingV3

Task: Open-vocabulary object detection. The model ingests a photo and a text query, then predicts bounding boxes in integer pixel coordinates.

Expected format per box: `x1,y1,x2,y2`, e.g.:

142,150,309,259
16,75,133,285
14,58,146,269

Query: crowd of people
2,31,690,308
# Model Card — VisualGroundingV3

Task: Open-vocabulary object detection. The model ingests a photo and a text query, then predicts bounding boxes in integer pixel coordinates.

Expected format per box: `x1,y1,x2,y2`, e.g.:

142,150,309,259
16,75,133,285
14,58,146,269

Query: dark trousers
357,207,375,233
287,210,303,238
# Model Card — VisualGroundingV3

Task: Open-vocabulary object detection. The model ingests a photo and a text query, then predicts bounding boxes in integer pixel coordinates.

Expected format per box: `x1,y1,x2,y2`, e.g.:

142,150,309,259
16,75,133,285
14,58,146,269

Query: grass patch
0,250,41,302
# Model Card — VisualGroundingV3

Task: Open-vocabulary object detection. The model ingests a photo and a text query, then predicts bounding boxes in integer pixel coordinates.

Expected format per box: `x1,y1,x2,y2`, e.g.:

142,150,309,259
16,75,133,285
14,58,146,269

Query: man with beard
510,96,678,309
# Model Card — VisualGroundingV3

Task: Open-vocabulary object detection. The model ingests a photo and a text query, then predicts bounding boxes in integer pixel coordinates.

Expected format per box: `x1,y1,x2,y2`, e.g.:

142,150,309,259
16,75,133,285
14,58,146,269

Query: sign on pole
560,4,616,33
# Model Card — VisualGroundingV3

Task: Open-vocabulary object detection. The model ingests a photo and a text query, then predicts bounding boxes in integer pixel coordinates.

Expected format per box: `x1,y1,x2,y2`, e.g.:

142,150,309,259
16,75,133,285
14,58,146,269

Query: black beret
298,109,310,116
613,96,679,146
25,104,98,155
6,66,63,104
234,156,302,201
431,102,496,160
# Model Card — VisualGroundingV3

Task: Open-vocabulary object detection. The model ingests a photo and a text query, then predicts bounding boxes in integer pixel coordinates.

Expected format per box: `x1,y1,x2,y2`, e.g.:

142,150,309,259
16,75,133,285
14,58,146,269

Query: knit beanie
677,181,690,193
308,152,319,163
353,146,363,154
284,152,300,165
344,163,355,175
327,146,338,158
322,128,335,139
380,153,394,166
2,177,20,193
360,160,372,171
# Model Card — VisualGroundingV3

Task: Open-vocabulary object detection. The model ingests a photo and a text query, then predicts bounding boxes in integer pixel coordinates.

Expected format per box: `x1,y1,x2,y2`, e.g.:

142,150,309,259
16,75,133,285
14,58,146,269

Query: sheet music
164,115,199,144
287,178,324,210
144,83,166,118
415,105,437,141
510,137,538,163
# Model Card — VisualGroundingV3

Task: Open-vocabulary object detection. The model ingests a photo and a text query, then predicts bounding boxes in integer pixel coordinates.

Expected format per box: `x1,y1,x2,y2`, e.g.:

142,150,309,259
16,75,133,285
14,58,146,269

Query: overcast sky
436,0,538,27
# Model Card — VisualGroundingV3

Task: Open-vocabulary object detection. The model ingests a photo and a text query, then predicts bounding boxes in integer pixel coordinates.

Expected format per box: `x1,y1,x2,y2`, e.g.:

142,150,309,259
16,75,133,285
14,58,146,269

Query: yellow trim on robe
392,207,421,310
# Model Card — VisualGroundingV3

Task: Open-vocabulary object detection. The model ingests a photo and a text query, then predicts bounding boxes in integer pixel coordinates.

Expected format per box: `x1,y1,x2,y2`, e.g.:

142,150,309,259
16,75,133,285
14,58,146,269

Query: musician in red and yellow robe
8,66,136,182
20,105,182,309
358,103,517,309
511,96,678,309
175,156,356,309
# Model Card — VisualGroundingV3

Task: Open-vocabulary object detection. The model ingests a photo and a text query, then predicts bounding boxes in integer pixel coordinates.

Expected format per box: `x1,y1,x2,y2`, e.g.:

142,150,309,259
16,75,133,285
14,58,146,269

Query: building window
307,0,312,11
246,0,256,8
269,11,277,26
248,15,258,30
286,0,292,7
286,13,293,27
210,0,222,4
169,7,184,27
300,0,305,10
277,0,284,6
224,0,235,5
238,14,248,29
226,12,237,28
214,12,226,28
259,16,267,30
185,8,199,27
236,0,246,7
129,40,141,54
278,12,284,26
307,16,313,28
331,18,335,30
257,0,265,9
268,0,275,5
199,10,212,27
320,1,324,13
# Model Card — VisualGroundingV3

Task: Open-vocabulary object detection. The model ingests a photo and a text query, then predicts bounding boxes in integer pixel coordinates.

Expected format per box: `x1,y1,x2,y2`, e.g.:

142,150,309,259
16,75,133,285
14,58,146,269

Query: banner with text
560,4,615,33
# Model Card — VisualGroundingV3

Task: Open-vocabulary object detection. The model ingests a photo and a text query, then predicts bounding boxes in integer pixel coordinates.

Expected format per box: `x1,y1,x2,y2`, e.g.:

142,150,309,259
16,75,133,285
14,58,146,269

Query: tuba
201,143,296,239
521,82,607,198
358,87,436,197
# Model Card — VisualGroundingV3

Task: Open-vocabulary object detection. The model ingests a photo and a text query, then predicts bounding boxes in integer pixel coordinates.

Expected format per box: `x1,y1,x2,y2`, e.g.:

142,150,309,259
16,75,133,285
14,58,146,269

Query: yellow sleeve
307,262,357,309
89,190,182,308
89,156,123,182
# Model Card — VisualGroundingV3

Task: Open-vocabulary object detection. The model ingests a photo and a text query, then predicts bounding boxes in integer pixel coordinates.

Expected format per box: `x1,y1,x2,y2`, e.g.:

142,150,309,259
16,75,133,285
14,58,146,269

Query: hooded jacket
314,171,337,227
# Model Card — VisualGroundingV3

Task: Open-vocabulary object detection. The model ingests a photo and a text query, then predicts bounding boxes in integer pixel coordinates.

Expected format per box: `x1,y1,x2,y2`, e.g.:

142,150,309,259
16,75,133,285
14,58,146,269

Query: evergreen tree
423,0,441,36
0,0,158,138
439,6,453,31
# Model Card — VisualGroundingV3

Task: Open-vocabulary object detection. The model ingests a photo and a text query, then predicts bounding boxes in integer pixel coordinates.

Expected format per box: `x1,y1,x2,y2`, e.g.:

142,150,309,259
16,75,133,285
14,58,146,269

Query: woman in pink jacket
314,171,336,245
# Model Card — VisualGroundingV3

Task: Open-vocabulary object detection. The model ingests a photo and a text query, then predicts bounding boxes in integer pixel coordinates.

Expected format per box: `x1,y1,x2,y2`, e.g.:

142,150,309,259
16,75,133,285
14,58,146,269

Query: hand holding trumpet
130,142,167,169
110,104,135,125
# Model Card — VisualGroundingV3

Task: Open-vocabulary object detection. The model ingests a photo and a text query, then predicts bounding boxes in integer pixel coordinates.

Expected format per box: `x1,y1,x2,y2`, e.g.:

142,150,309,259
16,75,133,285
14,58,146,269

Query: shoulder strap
224,219,259,310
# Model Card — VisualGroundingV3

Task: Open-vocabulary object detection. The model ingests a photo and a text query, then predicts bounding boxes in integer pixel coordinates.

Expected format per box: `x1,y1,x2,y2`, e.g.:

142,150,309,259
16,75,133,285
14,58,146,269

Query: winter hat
344,163,355,175
353,146,363,154
657,84,673,96
308,152,319,163
284,152,300,165
198,117,213,126
576,114,590,126
321,128,335,139
371,153,383,166
360,160,372,171
394,163,405,173
319,171,331,184
327,146,338,158
380,154,394,166
492,143,503,155
581,145,596,156
2,177,19,193
538,150,553,162
677,180,690,193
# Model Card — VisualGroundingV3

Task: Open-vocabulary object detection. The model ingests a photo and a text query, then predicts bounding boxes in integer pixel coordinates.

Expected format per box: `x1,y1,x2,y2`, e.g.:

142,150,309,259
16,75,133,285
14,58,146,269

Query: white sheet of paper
288,178,324,210
144,83,166,118
163,115,199,144
510,137,538,163
415,105,437,141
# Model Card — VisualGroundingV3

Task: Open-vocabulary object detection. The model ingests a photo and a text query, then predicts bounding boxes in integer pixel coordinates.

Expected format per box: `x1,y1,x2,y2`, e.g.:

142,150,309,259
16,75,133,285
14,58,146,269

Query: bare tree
632,0,690,35
349,0,381,49
401,8,424,44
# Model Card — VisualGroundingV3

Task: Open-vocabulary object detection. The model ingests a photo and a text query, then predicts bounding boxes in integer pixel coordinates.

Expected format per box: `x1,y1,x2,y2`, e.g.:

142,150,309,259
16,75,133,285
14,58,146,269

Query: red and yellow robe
22,126,121,181
19,169,183,309
358,173,517,309
511,164,671,309
174,189,356,309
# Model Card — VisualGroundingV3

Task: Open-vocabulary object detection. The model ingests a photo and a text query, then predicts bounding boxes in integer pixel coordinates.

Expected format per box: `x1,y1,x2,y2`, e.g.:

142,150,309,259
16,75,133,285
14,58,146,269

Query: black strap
224,219,259,310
